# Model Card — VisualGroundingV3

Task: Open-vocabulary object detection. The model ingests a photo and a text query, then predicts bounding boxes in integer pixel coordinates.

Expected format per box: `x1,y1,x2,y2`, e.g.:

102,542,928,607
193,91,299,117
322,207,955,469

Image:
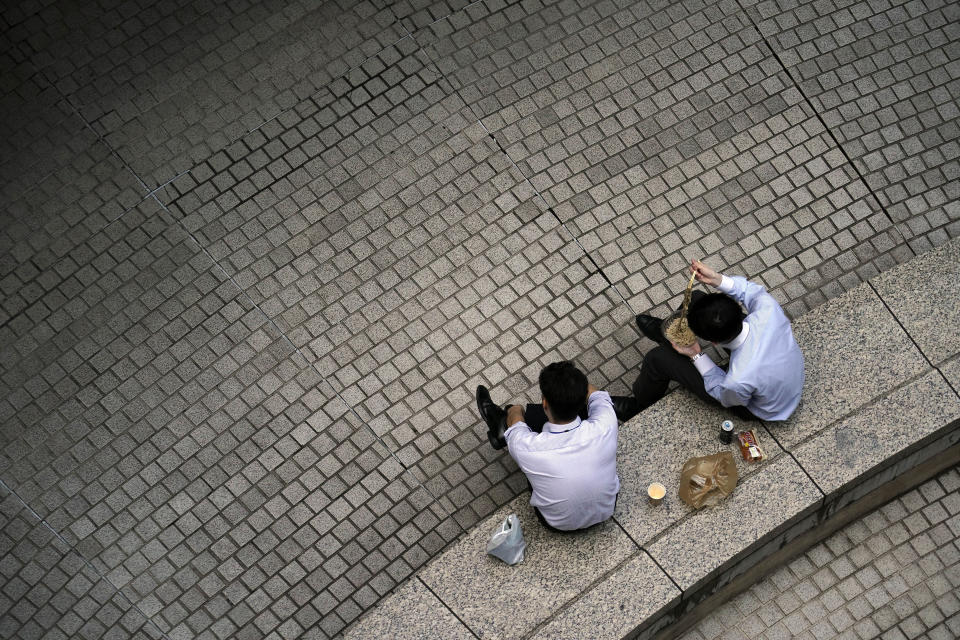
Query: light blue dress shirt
692,275,805,420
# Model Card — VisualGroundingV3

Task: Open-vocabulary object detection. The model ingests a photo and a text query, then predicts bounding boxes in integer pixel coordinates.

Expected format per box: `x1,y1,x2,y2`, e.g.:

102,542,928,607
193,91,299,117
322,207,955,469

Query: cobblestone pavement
1,0,958,637
680,466,960,640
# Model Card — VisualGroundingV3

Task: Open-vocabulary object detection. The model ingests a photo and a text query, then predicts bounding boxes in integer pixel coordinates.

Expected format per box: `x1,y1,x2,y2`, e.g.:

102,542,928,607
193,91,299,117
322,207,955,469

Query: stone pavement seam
0,476,173,640
404,0,919,322
866,279,960,400
519,547,650,640
736,0,915,261
416,574,481,640
243,28,414,144
404,9,640,318
767,366,952,457
679,465,960,640
405,19,622,297
638,545,684,593
148,189,474,620
762,422,831,498
4,1,958,635
479,118,633,310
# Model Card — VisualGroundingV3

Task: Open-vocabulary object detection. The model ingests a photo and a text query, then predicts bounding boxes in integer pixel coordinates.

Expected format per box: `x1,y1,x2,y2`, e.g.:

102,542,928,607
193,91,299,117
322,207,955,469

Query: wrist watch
690,352,706,363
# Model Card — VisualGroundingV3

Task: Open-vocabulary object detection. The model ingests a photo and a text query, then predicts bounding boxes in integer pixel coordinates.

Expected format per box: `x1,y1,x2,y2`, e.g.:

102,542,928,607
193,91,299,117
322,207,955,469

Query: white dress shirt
504,391,620,531
692,275,805,420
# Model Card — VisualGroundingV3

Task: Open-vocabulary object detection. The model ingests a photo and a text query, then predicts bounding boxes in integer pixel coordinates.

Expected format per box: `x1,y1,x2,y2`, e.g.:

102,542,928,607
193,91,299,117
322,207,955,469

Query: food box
737,429,765,462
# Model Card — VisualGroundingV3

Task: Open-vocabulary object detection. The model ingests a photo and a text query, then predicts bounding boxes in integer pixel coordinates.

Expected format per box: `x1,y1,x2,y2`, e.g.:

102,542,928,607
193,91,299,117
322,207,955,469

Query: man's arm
504,405,533,451
675,342,751,407
692,259,778,315
584,383,617,425
698,362,754,408
506,405,525,428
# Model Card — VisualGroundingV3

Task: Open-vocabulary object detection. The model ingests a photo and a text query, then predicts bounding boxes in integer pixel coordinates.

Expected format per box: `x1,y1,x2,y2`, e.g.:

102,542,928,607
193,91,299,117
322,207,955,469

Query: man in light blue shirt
611,260,804,422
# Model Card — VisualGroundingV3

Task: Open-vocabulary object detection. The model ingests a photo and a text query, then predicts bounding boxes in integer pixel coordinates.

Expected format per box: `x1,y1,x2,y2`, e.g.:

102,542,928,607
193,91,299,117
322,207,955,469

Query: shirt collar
545,416,582,434
719,322,749,350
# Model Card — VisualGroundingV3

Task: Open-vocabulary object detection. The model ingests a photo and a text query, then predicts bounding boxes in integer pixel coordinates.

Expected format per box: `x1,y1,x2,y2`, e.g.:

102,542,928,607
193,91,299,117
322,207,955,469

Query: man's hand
586,383,598,399
691,259,722,287
671,340,701,358
506,405,525,428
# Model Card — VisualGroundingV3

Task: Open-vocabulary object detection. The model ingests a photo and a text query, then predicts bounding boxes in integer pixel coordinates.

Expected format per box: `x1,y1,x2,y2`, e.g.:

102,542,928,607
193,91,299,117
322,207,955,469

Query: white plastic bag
486,514,526,565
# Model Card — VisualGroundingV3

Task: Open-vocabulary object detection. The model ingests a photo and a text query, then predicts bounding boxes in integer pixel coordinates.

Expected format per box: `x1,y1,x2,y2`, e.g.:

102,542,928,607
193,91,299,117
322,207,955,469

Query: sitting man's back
478,362,619,531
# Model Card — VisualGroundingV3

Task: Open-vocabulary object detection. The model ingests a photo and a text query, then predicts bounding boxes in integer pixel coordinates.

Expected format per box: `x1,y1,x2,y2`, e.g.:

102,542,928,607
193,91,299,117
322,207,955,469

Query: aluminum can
720,420,734,444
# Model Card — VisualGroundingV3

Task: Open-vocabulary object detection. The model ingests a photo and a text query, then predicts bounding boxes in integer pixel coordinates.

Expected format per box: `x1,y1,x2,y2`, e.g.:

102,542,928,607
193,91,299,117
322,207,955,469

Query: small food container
647,482,666,505
737,429,765,462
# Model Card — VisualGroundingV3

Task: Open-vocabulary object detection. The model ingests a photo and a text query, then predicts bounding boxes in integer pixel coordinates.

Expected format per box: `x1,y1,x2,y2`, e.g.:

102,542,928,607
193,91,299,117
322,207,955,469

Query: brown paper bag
678,452,738,509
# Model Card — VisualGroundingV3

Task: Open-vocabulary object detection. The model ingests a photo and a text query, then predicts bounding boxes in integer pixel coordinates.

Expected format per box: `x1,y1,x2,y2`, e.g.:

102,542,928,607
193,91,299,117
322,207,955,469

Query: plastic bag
678,452,738,509
486,514,526,565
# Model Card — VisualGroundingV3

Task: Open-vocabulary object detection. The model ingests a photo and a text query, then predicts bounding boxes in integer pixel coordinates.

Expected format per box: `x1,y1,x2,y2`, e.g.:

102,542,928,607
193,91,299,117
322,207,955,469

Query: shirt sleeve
692,353,754,408
504,420,533,451
585,390,617,427
718,275,780,316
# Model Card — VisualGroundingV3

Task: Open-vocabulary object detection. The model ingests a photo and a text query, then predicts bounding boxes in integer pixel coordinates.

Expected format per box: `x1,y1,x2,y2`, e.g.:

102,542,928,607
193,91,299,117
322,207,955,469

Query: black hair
687,293,743,343
538,361,587,422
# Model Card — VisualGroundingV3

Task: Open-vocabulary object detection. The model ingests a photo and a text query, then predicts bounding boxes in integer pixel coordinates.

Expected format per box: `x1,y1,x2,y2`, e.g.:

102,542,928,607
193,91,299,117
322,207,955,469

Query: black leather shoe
477,385,507,450
636,314,666,345
610,395,640,422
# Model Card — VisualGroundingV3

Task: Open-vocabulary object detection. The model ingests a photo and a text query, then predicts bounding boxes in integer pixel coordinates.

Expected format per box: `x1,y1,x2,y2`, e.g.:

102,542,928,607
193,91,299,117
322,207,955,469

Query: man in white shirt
611,259,804,422
476,361,619,532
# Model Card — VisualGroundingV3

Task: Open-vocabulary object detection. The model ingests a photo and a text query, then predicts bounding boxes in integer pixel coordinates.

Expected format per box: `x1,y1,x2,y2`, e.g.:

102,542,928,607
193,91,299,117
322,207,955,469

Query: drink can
720,420,734,444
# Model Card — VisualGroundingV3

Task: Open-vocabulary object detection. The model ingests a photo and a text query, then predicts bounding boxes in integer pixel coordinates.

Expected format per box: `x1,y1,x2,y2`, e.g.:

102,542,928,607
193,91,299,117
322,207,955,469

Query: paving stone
342,576,472,639
529,551,680,640
779,283,928,447
0,80,146,333
411,0,914,319
0,486,163,639
871,237,960,367
791,370,960,496
615,390,783,546
0,201,452,639
420,494,635,640
648,455,821,592
4,1,960,637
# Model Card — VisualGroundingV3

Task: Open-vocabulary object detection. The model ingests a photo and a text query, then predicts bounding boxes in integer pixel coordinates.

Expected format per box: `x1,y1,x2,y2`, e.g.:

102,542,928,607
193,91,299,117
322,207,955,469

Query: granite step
343,237,960,639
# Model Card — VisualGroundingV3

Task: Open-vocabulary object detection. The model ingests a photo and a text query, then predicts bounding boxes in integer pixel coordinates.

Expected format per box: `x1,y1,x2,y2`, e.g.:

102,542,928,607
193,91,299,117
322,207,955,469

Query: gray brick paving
679,466,960,640
5,0,405,189
410,0,917,319
0,485,163,640
1,0,959,637
0,71,146,320
747,0,960,257
0,200,454,638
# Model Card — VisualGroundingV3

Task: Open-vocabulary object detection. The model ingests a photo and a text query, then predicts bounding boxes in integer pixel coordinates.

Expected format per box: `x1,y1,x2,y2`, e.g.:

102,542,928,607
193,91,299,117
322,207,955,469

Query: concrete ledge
344,238,960,639
418,495,638,639
343,578,475,640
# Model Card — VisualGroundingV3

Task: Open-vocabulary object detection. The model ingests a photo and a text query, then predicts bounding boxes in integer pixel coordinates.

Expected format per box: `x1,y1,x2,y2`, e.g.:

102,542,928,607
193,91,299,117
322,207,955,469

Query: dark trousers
612,346,756,423
612,290,755,422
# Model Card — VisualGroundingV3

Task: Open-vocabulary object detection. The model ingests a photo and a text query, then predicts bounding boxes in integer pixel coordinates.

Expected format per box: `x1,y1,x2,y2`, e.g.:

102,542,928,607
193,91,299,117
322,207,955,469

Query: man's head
688,293,743,343
539,361,588,423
